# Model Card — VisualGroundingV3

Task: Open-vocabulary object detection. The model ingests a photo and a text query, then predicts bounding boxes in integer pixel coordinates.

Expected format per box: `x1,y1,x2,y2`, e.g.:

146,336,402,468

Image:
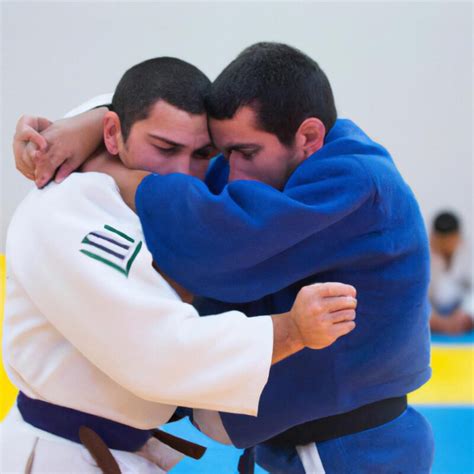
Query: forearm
271,312,304,364
135,168,371,303
63,106,107,156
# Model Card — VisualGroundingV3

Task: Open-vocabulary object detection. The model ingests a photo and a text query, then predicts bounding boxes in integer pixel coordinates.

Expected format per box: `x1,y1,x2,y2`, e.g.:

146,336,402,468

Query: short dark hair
206,42,337,146
112,57,211,141
433,211,461,234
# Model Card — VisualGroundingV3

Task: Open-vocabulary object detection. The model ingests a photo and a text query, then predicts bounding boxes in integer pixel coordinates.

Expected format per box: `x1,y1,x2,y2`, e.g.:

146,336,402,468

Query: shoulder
289,148,375,199
7,173,144,260
323,119,398,178
40,171,123,206
63,93,113,118
328,120,419,206
6,172,165,289
27,172,131,217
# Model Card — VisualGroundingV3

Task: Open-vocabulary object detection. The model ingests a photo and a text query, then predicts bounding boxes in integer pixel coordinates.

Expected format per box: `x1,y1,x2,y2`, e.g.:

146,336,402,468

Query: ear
103,111,123,156
294,118,326,158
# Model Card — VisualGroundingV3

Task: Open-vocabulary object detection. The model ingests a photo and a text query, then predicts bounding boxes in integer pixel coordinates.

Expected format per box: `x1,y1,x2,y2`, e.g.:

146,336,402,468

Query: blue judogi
135,119,434,472
256,407,434,473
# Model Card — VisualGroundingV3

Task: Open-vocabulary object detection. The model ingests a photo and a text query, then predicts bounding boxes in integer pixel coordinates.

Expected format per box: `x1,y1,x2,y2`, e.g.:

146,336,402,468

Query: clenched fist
289,282,357,349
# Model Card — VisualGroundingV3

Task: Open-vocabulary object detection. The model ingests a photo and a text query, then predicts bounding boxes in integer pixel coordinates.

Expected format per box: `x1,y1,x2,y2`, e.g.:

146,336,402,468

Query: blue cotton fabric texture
136,119,432,449
256,407,434,473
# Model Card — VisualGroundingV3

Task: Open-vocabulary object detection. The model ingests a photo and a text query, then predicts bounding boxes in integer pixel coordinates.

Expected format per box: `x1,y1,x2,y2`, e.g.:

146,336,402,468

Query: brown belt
79,425,206,474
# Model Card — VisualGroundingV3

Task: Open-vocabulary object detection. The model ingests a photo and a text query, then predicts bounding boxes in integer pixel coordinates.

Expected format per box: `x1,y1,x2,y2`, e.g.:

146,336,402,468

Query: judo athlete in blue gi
126,43,434,473
15,43,434,473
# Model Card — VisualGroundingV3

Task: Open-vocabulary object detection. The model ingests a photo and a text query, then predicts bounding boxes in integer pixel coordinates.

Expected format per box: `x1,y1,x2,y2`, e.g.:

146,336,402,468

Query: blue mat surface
417,406,474,474
163,418,266,473
431,330,474,345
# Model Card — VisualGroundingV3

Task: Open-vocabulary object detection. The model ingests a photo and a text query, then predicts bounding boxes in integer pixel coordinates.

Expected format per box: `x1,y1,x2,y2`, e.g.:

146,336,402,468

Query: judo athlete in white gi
4,57,357,473
429,211,473,334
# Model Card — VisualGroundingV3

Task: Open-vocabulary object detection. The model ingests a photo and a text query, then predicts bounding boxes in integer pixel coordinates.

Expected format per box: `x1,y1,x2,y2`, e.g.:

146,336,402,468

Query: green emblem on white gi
80,225,142,277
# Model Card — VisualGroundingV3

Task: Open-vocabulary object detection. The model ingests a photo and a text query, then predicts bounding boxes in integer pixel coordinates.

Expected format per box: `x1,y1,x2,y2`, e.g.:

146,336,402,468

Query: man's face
209,106,301,190
433,231,461,260
119,100,215,180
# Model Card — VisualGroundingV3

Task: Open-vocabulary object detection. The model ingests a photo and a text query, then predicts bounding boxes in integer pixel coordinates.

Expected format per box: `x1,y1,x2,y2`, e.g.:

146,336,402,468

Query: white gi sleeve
6,174,273,416
63,93,113,118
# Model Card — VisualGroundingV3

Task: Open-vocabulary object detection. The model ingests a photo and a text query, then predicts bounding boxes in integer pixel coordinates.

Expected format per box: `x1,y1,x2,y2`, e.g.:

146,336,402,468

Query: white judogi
2,172,273,472
430,245,473,316
63,93,113,118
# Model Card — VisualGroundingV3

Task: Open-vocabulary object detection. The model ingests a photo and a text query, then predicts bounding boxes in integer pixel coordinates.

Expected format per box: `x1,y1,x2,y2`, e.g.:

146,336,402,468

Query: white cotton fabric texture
1,406,184,473
3,172,273,430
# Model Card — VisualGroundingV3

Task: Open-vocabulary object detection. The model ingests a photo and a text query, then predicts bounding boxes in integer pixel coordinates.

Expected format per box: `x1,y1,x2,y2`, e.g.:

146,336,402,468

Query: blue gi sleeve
135,153,375,303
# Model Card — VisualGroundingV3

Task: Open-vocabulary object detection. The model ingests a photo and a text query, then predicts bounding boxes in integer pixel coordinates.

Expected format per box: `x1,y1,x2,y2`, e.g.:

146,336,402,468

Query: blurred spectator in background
429,211,474,334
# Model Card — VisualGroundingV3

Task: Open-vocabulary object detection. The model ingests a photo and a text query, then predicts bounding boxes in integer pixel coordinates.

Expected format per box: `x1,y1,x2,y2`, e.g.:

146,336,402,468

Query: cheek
126,144,168,173
228,157,256,181
228,151,289,187
259,153,296,188
248,158,286,184
190,160,210,180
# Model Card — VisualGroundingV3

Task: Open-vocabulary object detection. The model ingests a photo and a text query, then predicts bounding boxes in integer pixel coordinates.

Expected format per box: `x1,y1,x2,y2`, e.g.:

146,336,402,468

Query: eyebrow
147,133,183,147
224,143,262,152
148,133,214,153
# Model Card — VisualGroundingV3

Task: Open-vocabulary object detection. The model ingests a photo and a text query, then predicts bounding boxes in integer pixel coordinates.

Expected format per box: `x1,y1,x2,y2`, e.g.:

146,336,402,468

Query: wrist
270,312,304,365
285,312,305,352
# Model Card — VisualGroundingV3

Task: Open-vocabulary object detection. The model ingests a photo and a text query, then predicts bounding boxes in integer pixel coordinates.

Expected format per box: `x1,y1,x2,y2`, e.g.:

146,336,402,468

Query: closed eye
240,151,256,160
223,144,261,161
224,149,258,160
153,145,179,155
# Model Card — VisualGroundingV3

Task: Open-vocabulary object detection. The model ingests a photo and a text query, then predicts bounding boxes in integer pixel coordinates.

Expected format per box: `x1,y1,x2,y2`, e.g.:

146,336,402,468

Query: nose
228,156,240,182
228,169,239,182
228,170,249,182
190,159,210,180
172,155,192,175
228,156,249,182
